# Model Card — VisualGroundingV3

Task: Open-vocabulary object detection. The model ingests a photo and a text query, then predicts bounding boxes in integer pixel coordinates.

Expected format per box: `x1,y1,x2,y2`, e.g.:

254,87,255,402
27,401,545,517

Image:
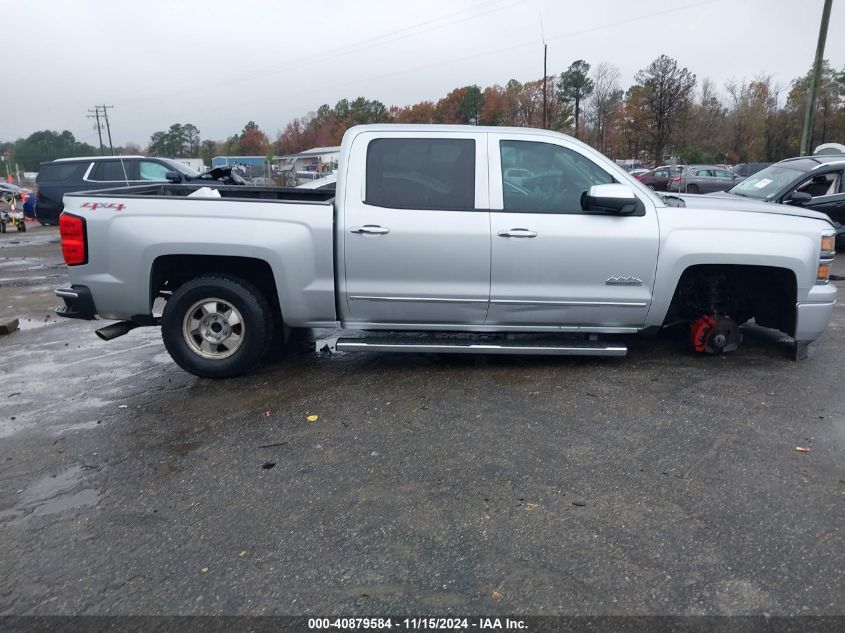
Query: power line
286,0,726,103
121,0,522,107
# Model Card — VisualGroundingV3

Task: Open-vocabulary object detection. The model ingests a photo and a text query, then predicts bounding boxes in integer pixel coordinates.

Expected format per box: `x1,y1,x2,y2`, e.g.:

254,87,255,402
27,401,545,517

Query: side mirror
581,183,640,215
789,191,812,206
165,171,183,184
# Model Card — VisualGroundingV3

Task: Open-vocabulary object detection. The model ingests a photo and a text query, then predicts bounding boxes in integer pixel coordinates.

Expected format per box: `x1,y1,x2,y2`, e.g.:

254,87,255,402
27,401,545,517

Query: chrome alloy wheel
182,298,245,359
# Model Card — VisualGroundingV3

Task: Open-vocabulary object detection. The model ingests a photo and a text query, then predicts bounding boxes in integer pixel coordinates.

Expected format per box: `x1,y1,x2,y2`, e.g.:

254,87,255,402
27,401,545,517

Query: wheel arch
658,263,798,336
150,254,282,320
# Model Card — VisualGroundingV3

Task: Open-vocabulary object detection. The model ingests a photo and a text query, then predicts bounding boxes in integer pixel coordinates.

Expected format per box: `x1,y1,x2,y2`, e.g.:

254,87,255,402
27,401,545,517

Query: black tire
686,184,700,194
161,275,273,378
647,184,655,191
0,222,5,234
18,222,26,232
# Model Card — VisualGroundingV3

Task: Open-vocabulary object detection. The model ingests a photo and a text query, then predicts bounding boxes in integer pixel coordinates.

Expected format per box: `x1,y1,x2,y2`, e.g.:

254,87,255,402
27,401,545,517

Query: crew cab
55,125,837,378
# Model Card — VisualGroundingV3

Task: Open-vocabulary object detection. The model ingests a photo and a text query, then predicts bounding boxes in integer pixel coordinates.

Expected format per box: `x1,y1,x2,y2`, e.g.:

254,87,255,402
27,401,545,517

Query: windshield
160,158,201,178
728,161,814,200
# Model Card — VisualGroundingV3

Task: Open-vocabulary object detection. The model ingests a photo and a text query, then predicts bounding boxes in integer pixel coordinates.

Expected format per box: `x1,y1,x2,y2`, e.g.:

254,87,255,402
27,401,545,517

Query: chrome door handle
350,225,390,235
497,228,537,238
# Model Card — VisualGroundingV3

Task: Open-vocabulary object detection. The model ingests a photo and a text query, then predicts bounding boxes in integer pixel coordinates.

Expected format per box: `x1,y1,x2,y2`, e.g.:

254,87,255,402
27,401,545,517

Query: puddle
0,235,60,249
54,419,102,434
1,465,101,524
19,465,87,505
31,489,99,516
15,317,63,331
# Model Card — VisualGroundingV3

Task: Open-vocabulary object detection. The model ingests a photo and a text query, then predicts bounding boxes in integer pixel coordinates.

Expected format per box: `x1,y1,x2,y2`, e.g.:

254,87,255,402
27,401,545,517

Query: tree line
4,53,843,173
276,54,845,165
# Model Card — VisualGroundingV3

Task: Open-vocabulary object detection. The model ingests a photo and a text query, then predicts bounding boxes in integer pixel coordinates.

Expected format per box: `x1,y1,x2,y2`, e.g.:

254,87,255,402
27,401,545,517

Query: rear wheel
161,275,273,378
686,184,700,194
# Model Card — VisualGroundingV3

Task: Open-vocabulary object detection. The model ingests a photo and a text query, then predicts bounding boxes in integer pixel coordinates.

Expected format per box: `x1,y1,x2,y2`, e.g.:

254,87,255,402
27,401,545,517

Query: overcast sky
3,0,843,148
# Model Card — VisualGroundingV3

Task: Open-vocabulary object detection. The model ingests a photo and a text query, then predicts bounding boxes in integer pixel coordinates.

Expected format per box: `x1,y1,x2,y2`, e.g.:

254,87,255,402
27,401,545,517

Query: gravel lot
0,224,843,616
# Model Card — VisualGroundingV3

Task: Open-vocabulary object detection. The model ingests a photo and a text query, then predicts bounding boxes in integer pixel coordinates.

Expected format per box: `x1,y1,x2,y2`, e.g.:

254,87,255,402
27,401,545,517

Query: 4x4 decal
80,201,126,211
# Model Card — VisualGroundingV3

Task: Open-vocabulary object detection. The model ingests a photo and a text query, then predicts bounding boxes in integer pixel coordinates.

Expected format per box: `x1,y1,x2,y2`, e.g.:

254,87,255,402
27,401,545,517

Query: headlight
821,235,835,253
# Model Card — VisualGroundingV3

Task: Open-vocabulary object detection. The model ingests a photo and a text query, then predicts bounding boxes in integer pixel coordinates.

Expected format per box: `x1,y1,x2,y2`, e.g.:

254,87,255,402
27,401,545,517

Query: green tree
12,130,97,170
558,60,594,137
147,123,202,157
198,140,217,167
459,85,485,125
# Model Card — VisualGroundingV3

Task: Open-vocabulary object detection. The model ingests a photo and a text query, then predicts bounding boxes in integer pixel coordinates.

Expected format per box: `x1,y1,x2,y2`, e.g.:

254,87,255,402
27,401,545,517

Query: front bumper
55,285,97,320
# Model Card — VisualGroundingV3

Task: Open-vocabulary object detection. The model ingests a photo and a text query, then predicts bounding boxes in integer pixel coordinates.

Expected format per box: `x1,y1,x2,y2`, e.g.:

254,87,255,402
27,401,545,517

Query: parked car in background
636,166,682,191
732,162,772,180
35,156,243,225
668,165,742,194
814,143,845,156
629,168,651,177
713,153,845,247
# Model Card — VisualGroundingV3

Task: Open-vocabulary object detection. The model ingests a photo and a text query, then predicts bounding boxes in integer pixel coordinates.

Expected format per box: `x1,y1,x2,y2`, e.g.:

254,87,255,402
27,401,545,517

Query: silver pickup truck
55,124,837,378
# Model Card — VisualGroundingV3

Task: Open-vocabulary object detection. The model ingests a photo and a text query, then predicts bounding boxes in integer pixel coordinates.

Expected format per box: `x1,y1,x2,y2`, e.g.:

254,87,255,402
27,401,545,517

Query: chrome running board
335,336,627,357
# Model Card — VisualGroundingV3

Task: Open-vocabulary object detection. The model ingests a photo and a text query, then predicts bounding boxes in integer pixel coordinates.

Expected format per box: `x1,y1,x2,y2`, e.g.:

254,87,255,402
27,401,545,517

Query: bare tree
632,55,697,163
587,63,623,154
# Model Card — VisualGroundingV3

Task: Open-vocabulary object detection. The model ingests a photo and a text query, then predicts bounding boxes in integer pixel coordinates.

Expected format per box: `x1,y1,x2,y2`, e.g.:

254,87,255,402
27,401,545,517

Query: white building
275,146,341,186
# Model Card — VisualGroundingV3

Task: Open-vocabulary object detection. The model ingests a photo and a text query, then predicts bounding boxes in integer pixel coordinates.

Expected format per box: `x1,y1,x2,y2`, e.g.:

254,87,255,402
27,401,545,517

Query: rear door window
89,160,133,181
365,138,476,210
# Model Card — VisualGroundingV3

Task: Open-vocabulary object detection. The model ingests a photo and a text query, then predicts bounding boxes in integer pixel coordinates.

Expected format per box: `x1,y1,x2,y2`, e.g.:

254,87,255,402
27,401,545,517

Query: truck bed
67,183,335,204
60,182,337,326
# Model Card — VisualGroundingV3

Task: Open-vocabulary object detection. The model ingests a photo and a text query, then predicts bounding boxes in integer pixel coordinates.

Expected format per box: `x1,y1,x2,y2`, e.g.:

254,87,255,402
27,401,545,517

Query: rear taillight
60,213,87,265
671,176,681,182
636,175,644,181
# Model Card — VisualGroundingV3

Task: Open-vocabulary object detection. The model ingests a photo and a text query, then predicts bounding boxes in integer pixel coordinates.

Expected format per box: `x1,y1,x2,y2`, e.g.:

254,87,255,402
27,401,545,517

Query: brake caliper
690,315,742,354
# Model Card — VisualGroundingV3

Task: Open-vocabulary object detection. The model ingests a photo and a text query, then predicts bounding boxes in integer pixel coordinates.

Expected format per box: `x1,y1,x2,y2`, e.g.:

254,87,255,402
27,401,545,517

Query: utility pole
800,0,833,156
99,105,115,155
543,43,548,129
88,108,104,155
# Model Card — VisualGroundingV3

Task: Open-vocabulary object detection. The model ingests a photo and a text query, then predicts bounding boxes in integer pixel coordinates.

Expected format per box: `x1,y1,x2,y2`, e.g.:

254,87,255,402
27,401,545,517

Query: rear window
37,162,85,182
365,138,475,210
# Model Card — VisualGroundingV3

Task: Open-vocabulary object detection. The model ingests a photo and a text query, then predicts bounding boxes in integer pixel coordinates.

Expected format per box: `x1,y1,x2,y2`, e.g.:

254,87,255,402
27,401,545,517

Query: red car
636,166,682,191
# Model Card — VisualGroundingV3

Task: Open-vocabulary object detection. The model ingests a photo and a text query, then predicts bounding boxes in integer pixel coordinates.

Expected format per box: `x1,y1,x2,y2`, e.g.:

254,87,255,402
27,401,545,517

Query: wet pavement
0,225,843,615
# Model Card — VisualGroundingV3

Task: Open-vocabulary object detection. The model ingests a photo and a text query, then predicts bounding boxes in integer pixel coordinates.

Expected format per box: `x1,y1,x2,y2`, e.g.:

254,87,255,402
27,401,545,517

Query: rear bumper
55,285,97,320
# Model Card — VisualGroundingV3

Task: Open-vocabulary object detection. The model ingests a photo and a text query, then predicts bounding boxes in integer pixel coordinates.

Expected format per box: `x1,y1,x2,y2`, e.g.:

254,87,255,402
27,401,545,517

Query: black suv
34,156,241,225
714,154,845,246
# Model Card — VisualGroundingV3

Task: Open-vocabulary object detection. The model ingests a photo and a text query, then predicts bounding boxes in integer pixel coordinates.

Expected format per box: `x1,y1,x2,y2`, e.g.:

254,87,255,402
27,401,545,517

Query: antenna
540,9,548,129
118,155,129,187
